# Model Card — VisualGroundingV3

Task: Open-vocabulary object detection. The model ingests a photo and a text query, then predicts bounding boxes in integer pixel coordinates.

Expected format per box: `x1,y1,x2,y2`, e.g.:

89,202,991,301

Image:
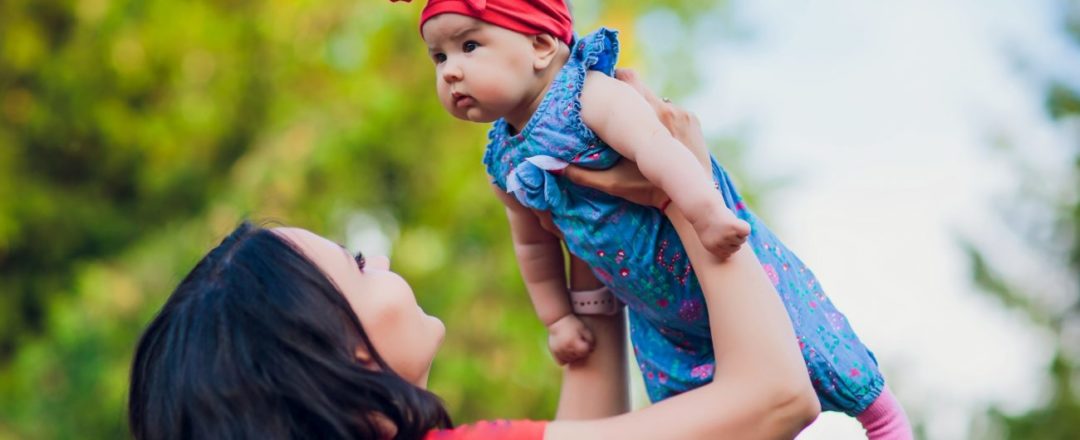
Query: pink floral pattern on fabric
763,263,780,286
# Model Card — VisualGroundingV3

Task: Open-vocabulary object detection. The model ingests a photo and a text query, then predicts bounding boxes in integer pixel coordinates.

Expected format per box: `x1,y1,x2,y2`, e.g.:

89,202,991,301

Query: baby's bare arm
491,184,572,325
579,72,724,228
580,72,750,257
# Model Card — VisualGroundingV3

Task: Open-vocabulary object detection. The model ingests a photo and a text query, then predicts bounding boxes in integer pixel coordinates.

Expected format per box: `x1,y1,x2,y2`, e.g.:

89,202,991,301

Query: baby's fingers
566,340,592,363
580,327,596,347
555,344,589,365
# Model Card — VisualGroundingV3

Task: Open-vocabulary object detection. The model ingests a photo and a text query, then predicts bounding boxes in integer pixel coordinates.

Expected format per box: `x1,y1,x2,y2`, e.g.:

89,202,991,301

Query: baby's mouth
452,92,475,108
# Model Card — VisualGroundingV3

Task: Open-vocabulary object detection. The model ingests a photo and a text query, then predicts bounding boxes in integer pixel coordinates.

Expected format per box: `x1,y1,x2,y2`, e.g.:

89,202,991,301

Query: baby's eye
432,53,447,64
462,41,479,53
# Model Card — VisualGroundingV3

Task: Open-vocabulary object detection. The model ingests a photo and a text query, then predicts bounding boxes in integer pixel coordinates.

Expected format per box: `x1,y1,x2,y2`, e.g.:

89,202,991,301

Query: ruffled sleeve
505,155,570,211
561,27,624,171
425,420,547,440
574,28,620,76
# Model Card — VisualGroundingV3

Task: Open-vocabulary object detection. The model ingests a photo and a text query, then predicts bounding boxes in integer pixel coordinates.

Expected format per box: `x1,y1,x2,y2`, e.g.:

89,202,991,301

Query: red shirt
425,420,547,440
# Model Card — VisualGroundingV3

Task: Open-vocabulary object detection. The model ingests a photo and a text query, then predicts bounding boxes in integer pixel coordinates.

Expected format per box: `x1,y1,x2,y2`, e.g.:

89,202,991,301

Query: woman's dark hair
128,222,451,439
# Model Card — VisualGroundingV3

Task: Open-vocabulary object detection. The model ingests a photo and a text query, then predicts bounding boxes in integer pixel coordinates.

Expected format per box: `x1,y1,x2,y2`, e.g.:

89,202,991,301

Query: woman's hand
616,69,709,169
561,69,710,208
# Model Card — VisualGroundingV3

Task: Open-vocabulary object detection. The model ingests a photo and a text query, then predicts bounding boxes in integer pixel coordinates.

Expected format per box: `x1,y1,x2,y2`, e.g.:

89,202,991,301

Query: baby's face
422,14,538,123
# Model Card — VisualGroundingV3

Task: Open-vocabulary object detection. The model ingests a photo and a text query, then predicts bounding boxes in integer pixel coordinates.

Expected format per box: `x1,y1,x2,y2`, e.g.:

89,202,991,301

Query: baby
395,0,912,438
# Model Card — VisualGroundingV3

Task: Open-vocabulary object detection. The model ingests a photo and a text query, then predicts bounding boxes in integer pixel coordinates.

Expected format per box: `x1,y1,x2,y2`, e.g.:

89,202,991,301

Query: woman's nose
366,255,391,271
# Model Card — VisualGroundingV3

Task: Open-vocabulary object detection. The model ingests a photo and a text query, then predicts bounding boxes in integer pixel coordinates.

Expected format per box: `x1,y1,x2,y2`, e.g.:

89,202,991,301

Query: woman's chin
416,316,445,390
415,371,431,389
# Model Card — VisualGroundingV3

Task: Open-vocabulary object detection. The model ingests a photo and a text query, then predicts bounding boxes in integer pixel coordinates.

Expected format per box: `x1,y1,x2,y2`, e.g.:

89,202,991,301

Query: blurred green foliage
0,1,757,438
968,1,1080,438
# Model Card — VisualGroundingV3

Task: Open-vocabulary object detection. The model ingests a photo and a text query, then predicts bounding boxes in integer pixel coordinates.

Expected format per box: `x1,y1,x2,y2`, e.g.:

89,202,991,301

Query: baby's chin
452,108,500,124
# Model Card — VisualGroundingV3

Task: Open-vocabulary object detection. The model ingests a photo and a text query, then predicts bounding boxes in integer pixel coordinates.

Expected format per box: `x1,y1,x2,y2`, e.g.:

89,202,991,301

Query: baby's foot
695,206,751,260
547,314,595,365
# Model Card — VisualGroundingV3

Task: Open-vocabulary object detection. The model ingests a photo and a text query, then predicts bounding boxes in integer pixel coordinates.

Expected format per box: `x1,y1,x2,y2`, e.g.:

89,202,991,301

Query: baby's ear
531,34,561,70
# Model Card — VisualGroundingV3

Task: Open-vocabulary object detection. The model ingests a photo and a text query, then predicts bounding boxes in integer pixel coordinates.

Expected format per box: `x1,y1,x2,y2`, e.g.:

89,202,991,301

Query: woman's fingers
561,165,611,193
615,69,709,169
564,69,710,206
562,159,664,208
614,69,666,115
614,68,681,130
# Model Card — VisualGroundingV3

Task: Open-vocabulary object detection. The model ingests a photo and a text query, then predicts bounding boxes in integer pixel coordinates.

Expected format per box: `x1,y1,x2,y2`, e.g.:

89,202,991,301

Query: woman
128,71,820,439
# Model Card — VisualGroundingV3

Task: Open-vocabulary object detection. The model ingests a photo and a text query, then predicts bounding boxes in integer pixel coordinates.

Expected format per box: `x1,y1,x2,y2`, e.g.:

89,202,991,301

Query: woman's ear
354,345,375,367
532,34,561,70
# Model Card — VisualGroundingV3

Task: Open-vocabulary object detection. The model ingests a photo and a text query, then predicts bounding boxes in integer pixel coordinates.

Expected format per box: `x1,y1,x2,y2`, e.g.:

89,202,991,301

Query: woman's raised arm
546,198,818,440
553,255,630,420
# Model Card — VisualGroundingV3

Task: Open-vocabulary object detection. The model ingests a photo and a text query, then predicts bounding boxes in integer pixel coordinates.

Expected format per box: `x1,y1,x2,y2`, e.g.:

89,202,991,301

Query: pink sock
855,386,913,440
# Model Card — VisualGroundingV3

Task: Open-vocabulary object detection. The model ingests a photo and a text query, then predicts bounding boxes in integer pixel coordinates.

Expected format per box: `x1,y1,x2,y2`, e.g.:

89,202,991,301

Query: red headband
393,0,574,45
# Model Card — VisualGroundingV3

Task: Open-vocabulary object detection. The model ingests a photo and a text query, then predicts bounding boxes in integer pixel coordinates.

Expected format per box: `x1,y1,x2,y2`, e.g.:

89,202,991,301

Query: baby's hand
547,314,595,365
694,205,751,260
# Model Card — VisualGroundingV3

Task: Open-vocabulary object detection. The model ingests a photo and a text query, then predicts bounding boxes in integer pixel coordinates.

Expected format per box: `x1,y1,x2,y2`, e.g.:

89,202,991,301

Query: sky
662,0,1080,438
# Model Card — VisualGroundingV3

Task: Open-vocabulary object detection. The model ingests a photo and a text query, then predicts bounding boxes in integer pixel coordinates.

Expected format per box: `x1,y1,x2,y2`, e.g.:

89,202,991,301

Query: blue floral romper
484,28,885,415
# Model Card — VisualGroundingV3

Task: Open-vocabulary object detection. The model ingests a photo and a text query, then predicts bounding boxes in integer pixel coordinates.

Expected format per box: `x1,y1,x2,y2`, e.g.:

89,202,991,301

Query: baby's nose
441,63,463,82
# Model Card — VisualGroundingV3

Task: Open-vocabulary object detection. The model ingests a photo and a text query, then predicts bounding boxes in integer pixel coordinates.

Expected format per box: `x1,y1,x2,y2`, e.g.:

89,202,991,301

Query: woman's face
274,227,445,388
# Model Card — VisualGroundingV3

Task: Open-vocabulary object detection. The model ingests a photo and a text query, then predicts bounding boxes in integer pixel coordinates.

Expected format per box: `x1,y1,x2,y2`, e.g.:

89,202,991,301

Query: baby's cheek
475,81,511,102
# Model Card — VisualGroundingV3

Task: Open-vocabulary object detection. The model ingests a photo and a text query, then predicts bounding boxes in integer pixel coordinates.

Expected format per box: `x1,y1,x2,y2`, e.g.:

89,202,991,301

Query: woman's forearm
554,255,629,420
546,208,818,439
549,369,816,439
664,206,817,435
553,309,628,420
